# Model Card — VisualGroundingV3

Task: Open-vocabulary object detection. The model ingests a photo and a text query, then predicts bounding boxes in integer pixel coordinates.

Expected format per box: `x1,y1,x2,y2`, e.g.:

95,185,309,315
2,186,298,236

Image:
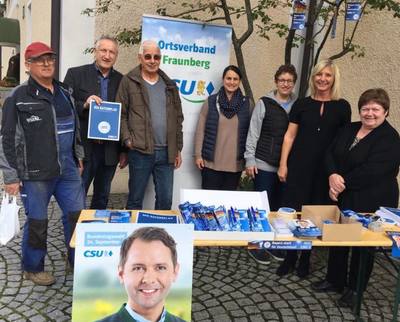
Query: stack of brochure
288,219,322,238
375,207,400,226
270,218,293,238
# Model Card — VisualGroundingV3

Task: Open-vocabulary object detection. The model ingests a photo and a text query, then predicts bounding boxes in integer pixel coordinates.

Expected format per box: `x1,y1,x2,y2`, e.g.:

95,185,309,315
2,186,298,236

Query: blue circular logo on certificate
98,121,111,134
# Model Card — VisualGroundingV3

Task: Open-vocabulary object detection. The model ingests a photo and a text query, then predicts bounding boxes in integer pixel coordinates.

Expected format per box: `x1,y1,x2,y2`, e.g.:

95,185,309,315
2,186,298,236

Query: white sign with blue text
87,100,121,141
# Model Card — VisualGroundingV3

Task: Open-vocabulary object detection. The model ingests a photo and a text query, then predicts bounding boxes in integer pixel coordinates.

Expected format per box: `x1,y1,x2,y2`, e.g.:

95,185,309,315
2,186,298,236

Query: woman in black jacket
312,88,400,307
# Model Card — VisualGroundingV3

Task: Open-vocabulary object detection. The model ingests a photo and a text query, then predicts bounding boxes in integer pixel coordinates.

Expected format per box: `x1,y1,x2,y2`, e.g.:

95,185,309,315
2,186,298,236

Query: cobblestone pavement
0,194,399,321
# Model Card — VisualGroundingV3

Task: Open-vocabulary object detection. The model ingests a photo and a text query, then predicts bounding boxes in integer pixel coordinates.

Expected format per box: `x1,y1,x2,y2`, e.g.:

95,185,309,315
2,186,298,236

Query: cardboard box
301,205,363,241
180,189,274,241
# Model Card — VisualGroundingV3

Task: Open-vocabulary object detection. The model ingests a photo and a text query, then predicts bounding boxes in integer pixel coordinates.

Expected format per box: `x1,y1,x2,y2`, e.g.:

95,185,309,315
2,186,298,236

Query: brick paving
0,193,399,321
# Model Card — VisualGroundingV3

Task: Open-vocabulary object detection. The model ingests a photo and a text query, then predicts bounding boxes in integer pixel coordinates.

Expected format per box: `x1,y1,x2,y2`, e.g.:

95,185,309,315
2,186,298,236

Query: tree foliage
84,0,400,101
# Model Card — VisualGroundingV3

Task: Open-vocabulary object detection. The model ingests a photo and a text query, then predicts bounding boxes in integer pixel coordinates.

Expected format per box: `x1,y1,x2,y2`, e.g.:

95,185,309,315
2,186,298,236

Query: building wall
59,0,96,81
95,1,400,200
95,1,400,130
4,0,400,198
15,0,52,82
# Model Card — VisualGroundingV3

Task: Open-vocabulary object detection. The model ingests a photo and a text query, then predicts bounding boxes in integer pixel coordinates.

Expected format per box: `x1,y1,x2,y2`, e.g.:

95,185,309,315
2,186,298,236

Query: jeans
254,169,283,211
21,149,85,272
126,148,174,210
81,143,117,209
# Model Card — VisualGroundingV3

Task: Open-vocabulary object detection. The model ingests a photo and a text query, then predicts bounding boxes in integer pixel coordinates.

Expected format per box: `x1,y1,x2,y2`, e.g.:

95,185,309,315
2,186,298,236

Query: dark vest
255,97,289,166
202,93,250,161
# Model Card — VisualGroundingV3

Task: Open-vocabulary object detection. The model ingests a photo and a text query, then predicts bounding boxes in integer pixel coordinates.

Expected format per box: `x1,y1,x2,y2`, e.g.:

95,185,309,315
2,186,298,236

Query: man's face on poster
118,239,180,313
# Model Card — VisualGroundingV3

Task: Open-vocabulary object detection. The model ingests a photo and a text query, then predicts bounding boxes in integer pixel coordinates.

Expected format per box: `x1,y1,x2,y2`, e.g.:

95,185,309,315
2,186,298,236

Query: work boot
23,271,56,286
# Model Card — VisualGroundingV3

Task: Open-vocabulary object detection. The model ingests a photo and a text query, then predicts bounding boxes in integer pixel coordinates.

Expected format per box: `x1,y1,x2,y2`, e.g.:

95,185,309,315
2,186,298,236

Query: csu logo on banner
84,250,114,258
174,79,215,104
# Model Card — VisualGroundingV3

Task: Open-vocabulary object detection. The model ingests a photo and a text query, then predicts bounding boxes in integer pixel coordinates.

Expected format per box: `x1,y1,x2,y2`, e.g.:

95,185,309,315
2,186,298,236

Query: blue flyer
87,100,121,141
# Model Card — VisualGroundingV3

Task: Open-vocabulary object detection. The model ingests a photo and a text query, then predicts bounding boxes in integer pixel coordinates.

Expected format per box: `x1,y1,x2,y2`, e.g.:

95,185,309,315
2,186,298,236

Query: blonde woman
276,59,351,277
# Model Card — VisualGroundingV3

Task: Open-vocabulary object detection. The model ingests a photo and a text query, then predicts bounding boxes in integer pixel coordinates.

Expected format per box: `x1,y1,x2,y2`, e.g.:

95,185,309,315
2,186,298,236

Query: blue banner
291,0,307,30
249,240,312,250
87,100,121,141
346,1,362,21
137,212,179,224
141,15,233,207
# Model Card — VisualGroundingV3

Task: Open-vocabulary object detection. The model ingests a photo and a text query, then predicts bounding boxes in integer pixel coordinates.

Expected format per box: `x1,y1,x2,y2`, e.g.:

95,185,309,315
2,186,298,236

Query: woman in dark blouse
277,59,351,277
312,88,400,307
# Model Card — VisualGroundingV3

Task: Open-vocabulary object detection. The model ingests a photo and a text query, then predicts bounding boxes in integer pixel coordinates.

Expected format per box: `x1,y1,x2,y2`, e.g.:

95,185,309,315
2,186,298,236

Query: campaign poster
387,231,400,258
71,223,194,322
87,100,121,141
141,15,232,208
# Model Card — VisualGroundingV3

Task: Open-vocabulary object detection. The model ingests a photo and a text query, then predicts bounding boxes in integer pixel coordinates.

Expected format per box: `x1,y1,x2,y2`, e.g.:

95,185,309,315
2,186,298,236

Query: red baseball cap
25,42,55,60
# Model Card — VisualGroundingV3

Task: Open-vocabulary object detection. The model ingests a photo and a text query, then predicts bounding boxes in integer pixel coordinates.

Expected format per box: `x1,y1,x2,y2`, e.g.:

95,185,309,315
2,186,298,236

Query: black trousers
201,167,242,190
326,246,375,292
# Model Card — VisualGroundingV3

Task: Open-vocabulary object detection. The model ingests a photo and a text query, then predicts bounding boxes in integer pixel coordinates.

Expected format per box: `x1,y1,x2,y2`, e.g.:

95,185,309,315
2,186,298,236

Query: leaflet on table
94,210,131,223
343,209,397,230
288,219,322,238
377,207,400,225
270,218,293,238
179,202,271,232
87,100,121,141
136,212,179,224
248,240,312,250
386,231,400,257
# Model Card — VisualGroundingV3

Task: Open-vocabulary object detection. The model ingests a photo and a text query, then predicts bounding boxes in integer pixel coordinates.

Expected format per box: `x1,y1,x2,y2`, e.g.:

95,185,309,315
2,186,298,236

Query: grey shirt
144,78,167,147
244,90,297,172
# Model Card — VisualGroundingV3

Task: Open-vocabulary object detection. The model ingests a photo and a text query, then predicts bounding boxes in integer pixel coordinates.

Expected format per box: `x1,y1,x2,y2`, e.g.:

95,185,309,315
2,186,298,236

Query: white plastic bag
0,192,21,245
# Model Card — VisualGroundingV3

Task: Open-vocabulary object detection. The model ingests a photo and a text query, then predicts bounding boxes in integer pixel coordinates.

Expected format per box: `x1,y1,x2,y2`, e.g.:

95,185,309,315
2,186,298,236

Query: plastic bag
0,192,21,245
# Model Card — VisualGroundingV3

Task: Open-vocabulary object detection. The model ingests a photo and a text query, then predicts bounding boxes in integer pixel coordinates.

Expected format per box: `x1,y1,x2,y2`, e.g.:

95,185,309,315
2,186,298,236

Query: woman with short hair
245,64,298,211
312,88,400,307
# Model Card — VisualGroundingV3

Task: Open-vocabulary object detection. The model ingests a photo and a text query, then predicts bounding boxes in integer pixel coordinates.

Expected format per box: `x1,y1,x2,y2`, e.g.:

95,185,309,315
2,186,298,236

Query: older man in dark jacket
117,40,183,210
64,35,127,209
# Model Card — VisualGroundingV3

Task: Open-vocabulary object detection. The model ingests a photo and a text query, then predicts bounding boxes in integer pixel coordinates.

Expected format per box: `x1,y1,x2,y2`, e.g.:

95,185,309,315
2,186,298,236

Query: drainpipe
51,0,61,80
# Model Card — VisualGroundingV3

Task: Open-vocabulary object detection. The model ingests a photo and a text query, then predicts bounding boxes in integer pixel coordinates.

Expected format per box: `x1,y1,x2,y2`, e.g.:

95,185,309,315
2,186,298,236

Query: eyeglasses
143,54,161,61
277,79,294,85
28,55,56,66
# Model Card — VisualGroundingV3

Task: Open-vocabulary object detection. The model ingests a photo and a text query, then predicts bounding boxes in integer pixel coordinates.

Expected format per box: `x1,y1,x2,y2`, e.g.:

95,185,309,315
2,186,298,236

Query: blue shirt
125,304,167,322
33,78,73,118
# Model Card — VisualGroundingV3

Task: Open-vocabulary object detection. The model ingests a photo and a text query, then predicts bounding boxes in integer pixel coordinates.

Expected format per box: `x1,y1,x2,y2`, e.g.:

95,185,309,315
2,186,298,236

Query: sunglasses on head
143,54,161,61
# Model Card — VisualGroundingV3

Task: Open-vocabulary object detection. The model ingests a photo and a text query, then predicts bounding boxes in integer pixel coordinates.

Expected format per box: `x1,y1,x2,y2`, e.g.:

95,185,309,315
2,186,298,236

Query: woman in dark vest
245,64,297,265
245,64,298,211
194,65,251,190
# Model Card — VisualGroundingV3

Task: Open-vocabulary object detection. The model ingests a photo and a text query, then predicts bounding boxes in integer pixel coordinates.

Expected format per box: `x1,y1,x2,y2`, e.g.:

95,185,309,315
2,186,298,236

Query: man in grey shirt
117,40,183,209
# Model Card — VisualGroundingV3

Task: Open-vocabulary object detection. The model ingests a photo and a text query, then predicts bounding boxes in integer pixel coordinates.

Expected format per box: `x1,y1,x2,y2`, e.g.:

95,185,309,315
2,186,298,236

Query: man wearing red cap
0,42,85,286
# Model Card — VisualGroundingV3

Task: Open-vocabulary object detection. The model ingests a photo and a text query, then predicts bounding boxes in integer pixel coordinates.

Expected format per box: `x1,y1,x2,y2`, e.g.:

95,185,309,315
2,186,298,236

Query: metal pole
354,247,368,322
392,263,400,322
51,0,61,80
